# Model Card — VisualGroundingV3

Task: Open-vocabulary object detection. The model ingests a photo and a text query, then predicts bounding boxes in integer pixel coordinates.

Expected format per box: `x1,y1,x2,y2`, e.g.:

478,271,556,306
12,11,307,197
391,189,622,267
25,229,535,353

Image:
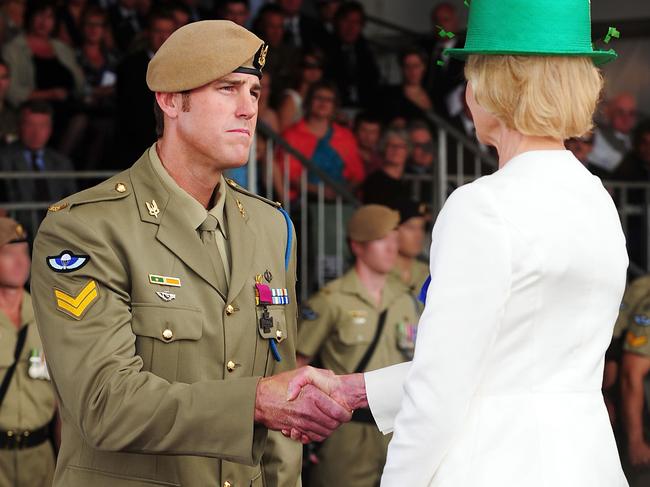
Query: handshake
254,366,368,444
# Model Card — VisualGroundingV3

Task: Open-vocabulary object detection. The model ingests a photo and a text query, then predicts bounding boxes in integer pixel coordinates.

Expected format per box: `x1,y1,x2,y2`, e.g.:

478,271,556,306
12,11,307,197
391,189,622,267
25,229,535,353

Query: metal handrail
0,171,116,179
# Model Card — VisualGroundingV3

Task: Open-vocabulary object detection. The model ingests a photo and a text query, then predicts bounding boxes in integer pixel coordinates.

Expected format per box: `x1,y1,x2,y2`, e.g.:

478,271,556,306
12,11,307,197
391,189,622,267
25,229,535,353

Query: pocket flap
131,304,203,342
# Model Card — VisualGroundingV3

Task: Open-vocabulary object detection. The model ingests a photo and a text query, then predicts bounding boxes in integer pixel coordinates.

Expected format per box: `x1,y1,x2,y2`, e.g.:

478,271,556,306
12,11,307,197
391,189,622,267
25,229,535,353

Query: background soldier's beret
387,199,429,224
0,217,28,246
347,205,400,243
147,20,267,93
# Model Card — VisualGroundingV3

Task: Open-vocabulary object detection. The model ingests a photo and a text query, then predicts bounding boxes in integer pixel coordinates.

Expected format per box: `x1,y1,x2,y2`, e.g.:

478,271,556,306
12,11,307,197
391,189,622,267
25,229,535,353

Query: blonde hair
465,55,603,140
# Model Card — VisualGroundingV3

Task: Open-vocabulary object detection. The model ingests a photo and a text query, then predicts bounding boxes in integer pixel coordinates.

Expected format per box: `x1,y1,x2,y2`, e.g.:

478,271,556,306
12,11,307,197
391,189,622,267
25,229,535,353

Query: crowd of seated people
0,0,646,230
0,1,467,181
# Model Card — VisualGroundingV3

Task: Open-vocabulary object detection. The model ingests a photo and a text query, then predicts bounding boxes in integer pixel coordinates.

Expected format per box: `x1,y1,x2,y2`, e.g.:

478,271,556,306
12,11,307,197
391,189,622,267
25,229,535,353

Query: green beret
147,20,267,93
0,217,27,246
347,205,400,243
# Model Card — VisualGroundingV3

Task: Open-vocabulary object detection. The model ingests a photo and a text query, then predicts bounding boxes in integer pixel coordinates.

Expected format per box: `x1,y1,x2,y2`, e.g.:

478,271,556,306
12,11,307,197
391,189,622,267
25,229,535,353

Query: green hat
445,0,616,66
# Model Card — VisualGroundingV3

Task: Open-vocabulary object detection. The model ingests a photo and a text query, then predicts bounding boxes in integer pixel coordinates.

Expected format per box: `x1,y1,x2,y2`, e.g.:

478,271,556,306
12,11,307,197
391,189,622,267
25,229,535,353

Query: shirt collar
148,143,227,235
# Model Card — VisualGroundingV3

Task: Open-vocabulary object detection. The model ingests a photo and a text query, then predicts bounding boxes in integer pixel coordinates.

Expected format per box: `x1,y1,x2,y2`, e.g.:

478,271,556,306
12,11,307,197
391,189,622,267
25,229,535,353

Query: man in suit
30,20,350,487
325,1,379,109
277,0,331,52
114,9,176,168
0,100,76,239
421,2,466,119
588,93,638,174
108,0,143,53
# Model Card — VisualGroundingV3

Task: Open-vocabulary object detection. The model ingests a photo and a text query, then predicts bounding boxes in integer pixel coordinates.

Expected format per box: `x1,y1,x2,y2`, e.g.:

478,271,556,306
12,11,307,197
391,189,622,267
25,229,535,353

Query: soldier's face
0,242,30,289
176,73,261,169
355,230,399,274
398,217,426,259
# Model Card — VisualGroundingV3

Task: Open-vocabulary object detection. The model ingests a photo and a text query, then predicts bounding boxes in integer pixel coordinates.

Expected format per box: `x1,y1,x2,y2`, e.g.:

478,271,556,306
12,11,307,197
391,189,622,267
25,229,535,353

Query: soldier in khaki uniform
621,293,650,486
296,205,421,487
0,218,57,487
30,21,350,487
388,200,429,298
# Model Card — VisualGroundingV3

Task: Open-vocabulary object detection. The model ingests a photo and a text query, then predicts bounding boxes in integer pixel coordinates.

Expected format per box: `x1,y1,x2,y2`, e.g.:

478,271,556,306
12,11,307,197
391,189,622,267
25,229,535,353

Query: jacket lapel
128,153,226,300
225,186,255,304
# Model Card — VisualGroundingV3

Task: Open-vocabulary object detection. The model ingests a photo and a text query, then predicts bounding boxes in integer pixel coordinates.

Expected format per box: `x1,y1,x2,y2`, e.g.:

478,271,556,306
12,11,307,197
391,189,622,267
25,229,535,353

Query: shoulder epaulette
225,178,281,208
48,179,131,213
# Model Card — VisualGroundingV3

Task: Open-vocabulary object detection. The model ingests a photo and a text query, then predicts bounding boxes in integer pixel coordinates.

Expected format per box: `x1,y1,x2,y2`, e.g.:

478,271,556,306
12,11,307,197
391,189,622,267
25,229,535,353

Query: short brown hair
465,55,603,140
153,92,190,138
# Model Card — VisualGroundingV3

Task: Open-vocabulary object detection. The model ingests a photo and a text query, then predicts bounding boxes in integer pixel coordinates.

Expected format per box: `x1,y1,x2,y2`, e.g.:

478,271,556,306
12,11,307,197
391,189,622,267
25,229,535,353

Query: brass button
115,182,127,193
162,328,173,341
225,304,235,315
224,481,232,487
227,360,236,372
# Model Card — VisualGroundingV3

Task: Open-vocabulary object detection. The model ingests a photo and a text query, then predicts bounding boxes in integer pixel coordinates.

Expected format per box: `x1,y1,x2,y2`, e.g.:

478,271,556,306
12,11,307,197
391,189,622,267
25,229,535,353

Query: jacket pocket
131,304,203,382
337,319,373,346
65,465,180,487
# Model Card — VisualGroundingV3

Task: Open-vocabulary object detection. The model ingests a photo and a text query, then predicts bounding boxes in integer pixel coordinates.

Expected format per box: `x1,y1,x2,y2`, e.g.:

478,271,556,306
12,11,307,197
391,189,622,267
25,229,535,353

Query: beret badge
254,44,269,70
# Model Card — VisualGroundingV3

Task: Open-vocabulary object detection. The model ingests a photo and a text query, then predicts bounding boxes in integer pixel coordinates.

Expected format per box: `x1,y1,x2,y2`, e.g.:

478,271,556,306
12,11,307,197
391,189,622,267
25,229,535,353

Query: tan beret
347,205,400,243
147,20,267,93
0,217,27,246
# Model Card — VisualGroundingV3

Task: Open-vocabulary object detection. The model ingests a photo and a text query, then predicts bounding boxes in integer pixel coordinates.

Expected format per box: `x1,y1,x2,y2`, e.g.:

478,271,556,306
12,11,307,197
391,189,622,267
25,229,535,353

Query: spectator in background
316,0,342,35
57,0,88,47
381,46,432,127
565,133,610,178
353,111,383,174
325,1,379,109
108,0,142,53
361,128,412,206
76,6,118,169
611,119,650,182
447,85,495,177
168,1,191,28
179,0,206,22
216,0,249,26
406,119,435,175
2,0,86,155
115,9,175,167
277,49,324,131
0,59,18,146
0,0,25,46
278,0,329,51
252,3,297,96
0,101,76,235
279,80,364,202
588,93,638,174
421,2,465,119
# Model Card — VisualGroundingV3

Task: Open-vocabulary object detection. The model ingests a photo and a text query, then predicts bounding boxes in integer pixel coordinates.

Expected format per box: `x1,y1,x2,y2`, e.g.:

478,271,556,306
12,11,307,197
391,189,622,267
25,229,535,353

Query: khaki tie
199,214,229,295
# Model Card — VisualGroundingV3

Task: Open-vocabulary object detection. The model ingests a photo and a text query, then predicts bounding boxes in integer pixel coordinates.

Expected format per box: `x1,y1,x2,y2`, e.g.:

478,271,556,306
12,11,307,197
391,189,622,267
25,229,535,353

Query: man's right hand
254,367,353,444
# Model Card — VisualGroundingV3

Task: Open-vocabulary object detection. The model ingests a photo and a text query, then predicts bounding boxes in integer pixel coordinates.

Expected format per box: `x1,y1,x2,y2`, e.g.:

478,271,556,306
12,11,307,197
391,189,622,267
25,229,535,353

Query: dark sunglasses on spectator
413,142,435,153
612,109,637,117
301,61,323,69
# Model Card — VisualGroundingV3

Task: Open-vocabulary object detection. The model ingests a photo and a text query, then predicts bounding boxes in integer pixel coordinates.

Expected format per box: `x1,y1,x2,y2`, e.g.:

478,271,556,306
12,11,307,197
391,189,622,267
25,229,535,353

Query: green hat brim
444,47,617,66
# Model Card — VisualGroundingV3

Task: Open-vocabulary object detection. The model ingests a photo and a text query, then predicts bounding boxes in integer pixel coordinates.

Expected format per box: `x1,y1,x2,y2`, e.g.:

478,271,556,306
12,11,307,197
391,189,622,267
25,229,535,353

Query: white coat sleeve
365,361,412,433
380,182,512,486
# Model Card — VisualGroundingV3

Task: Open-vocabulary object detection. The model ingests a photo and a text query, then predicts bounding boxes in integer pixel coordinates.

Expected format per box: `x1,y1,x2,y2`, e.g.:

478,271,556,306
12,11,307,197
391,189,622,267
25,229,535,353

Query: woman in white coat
286,0,630,485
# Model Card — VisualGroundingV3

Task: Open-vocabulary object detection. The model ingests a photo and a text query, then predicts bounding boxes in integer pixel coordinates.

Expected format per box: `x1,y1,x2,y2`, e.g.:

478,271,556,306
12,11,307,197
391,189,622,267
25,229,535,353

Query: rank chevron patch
54,280,99,320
